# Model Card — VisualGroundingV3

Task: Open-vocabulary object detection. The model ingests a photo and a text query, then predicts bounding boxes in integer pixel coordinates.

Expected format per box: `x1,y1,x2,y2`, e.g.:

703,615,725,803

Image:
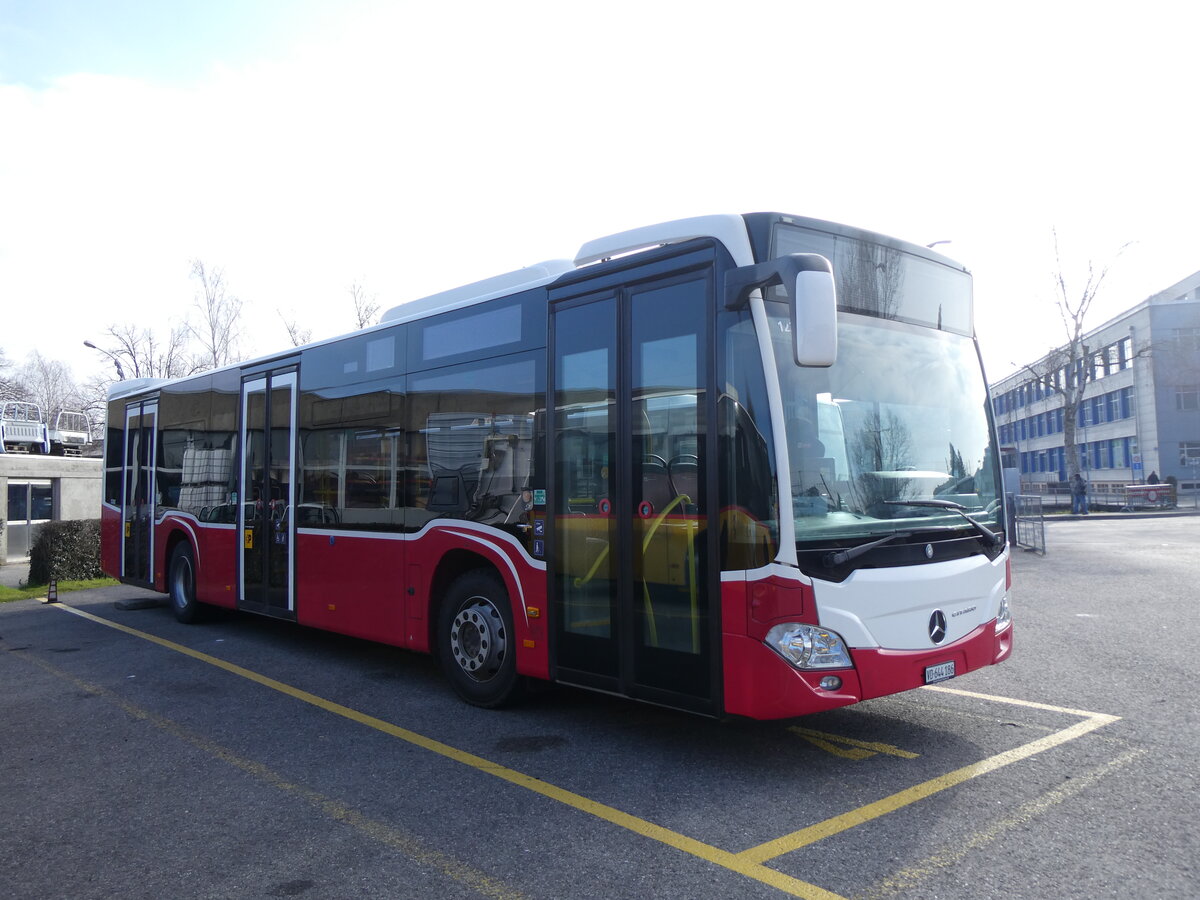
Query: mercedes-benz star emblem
929,610,947,644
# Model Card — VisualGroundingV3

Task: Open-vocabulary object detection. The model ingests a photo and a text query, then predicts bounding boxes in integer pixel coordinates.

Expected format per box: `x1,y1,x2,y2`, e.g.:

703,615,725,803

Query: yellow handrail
570,494,700,652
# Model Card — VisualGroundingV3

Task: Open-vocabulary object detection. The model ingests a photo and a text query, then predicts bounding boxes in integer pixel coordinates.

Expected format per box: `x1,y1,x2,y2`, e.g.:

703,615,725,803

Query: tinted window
298,381,407,531
409,290,546,371
773,223,972,336
409,352,543,536
300,325,407,391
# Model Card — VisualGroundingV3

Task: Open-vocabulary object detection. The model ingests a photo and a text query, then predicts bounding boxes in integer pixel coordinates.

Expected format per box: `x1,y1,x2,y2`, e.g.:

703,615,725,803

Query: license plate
925,660,956,684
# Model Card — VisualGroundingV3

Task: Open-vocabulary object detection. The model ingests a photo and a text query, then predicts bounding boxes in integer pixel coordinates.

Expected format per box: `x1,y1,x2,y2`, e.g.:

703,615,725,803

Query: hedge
28,519,104,586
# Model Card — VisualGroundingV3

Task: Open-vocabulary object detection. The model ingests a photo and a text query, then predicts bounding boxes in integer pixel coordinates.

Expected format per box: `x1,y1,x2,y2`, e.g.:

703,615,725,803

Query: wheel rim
449,596,507,682
171,556,193,610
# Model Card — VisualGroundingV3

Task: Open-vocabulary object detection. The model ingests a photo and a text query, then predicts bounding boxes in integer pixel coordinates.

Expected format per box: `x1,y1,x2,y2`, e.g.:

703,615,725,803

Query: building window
1105,345,1120,375
1120,337,1134,369
1120,387,1134,419
1175,387,1200,412
1173,328,1200,354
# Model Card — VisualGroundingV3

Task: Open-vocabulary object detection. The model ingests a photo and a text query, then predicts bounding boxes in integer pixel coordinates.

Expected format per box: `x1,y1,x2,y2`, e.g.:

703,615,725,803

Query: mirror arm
724,253,834,310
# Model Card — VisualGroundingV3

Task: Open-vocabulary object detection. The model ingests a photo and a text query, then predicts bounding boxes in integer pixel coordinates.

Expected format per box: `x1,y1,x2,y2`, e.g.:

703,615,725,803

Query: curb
1048,509,1200,521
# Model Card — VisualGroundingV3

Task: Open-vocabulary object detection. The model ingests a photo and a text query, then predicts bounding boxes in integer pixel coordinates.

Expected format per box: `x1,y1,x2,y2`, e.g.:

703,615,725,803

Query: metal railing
1012,494,1046,555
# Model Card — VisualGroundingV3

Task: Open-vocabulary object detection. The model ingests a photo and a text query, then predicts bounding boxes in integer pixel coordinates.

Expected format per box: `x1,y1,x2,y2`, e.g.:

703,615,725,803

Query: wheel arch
427,549,500,656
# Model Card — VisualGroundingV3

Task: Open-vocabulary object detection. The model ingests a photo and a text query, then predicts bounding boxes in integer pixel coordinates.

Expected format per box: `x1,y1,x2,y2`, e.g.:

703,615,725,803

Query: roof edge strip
107,377,167,401
379,259,575,324
574,214,756,268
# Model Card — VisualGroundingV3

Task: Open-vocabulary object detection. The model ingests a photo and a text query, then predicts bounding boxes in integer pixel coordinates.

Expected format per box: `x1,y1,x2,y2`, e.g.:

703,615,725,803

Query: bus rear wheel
168,542,204,624
437,570,522,708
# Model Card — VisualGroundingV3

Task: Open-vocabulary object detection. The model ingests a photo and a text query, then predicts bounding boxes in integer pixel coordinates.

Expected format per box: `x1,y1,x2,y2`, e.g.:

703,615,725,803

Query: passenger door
549,241,725,714
122,400,157,583
239,369,298,617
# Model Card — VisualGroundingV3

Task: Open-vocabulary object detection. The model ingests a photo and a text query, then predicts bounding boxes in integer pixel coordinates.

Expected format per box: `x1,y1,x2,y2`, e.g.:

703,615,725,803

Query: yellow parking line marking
736,708,1119,864
50,603,846,900
788,727,920,760
857,747,1147,899
11,648,525,900
921,683,1109,718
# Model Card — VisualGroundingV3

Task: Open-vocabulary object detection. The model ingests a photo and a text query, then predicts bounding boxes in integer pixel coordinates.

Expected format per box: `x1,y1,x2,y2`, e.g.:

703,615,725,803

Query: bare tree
0,347,21,402
17,351,85,421
350,281,380,329
189,259,244,369
278,310,312,347
1018,231,1130,480
100,323,200,380
76,372,113,439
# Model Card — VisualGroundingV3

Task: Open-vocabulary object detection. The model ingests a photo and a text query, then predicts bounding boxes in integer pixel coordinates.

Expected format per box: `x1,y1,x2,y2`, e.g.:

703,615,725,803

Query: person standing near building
1070,473,1089,515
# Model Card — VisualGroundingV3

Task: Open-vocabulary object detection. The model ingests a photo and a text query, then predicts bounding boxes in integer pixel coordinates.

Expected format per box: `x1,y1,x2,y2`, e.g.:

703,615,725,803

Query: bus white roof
106,215,760,398
575,214,755,268
380,214,757,325
380,259,575,324
107,377,166,401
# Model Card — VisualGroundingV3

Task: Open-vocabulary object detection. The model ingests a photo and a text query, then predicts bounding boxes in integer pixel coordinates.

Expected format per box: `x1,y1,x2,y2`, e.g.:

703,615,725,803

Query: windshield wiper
883,499,1004,548
823,531,914,567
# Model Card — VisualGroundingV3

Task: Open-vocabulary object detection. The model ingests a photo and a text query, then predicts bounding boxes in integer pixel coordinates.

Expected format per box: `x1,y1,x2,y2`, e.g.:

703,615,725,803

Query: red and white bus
100,213,1012,719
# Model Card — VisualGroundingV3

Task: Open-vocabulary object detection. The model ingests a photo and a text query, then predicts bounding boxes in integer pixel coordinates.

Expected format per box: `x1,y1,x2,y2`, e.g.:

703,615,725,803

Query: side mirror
724,253,837,367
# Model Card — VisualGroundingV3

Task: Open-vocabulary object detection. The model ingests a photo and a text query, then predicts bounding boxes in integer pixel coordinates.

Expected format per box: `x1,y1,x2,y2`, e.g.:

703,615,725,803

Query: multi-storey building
990,269,1200,494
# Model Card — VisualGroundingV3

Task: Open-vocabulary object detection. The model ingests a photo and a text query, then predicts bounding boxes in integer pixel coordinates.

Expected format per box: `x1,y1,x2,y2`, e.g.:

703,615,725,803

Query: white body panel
815,553,1006,650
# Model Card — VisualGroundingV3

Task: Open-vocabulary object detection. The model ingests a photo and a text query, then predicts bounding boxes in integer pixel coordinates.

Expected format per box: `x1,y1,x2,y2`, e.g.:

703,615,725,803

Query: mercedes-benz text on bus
100,213,1012,719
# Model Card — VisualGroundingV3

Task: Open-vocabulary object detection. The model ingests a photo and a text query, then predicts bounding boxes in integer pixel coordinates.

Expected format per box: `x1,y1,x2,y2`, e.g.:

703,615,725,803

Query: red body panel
722,578,1012,720
294,532,407,644
130,516,551,681
100,504,122,579
106,507,1006,720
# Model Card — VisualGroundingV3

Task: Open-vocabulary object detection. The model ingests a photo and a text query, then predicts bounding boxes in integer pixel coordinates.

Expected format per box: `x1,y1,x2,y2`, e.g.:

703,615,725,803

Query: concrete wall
1,456,101,564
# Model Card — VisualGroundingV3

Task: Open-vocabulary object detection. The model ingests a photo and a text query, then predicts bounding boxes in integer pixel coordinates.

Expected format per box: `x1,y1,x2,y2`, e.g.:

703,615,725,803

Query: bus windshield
766,305,1002,543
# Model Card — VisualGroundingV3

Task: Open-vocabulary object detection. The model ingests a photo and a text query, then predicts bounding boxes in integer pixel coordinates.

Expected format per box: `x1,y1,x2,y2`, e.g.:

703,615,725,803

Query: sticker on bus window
244,530,254,549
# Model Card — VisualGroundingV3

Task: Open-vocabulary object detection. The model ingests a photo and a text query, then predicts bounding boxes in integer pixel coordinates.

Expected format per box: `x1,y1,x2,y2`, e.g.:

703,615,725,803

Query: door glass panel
240,373,296,614
242,384,267,601
123,403,156,582
267,381,295,608
554,298,618,676
631,277,709,695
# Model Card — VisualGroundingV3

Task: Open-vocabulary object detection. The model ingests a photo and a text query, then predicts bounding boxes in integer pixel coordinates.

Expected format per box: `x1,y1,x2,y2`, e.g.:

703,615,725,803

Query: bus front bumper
722,620,1012,720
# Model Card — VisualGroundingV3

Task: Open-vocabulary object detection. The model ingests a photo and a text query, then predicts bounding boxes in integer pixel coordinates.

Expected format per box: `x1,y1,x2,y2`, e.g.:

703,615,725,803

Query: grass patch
0,577,119,603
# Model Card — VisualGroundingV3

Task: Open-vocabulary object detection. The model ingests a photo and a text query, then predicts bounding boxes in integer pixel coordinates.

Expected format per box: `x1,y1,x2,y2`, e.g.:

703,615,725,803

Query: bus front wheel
168,542,204,624
437,570,522,708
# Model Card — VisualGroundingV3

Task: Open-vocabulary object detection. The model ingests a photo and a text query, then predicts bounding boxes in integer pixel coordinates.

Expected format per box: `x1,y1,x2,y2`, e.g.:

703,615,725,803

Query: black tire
437,569,522,708
168,542,204,624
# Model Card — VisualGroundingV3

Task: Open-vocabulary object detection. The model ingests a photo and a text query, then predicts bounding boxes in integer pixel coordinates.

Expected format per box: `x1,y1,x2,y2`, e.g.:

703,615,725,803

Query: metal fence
1012,493,1046,555
1023,482,1181,513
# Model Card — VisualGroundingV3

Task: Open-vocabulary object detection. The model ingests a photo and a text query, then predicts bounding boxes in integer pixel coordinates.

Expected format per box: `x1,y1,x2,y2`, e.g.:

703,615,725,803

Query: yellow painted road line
788,727,920,760
737,709,1120,864
921,683,1110,718
857,747,1147,899
50,603,846,900
11,647,525,900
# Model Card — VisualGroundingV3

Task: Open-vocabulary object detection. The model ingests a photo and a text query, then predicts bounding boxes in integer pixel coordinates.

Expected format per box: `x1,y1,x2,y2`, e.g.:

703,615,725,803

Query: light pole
83,341,125,380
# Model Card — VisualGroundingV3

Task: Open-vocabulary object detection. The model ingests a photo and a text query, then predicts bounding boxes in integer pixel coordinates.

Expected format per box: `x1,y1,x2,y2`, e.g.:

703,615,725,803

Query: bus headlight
765,623,852,670
996,594,1013,632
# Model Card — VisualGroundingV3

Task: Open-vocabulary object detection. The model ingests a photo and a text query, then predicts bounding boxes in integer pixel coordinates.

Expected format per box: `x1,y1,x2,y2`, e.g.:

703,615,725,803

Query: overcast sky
2,0,1197,387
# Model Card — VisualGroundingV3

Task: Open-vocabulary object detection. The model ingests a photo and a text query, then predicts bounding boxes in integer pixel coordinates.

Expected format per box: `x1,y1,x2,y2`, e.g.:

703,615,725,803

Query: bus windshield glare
767,305,1002,543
